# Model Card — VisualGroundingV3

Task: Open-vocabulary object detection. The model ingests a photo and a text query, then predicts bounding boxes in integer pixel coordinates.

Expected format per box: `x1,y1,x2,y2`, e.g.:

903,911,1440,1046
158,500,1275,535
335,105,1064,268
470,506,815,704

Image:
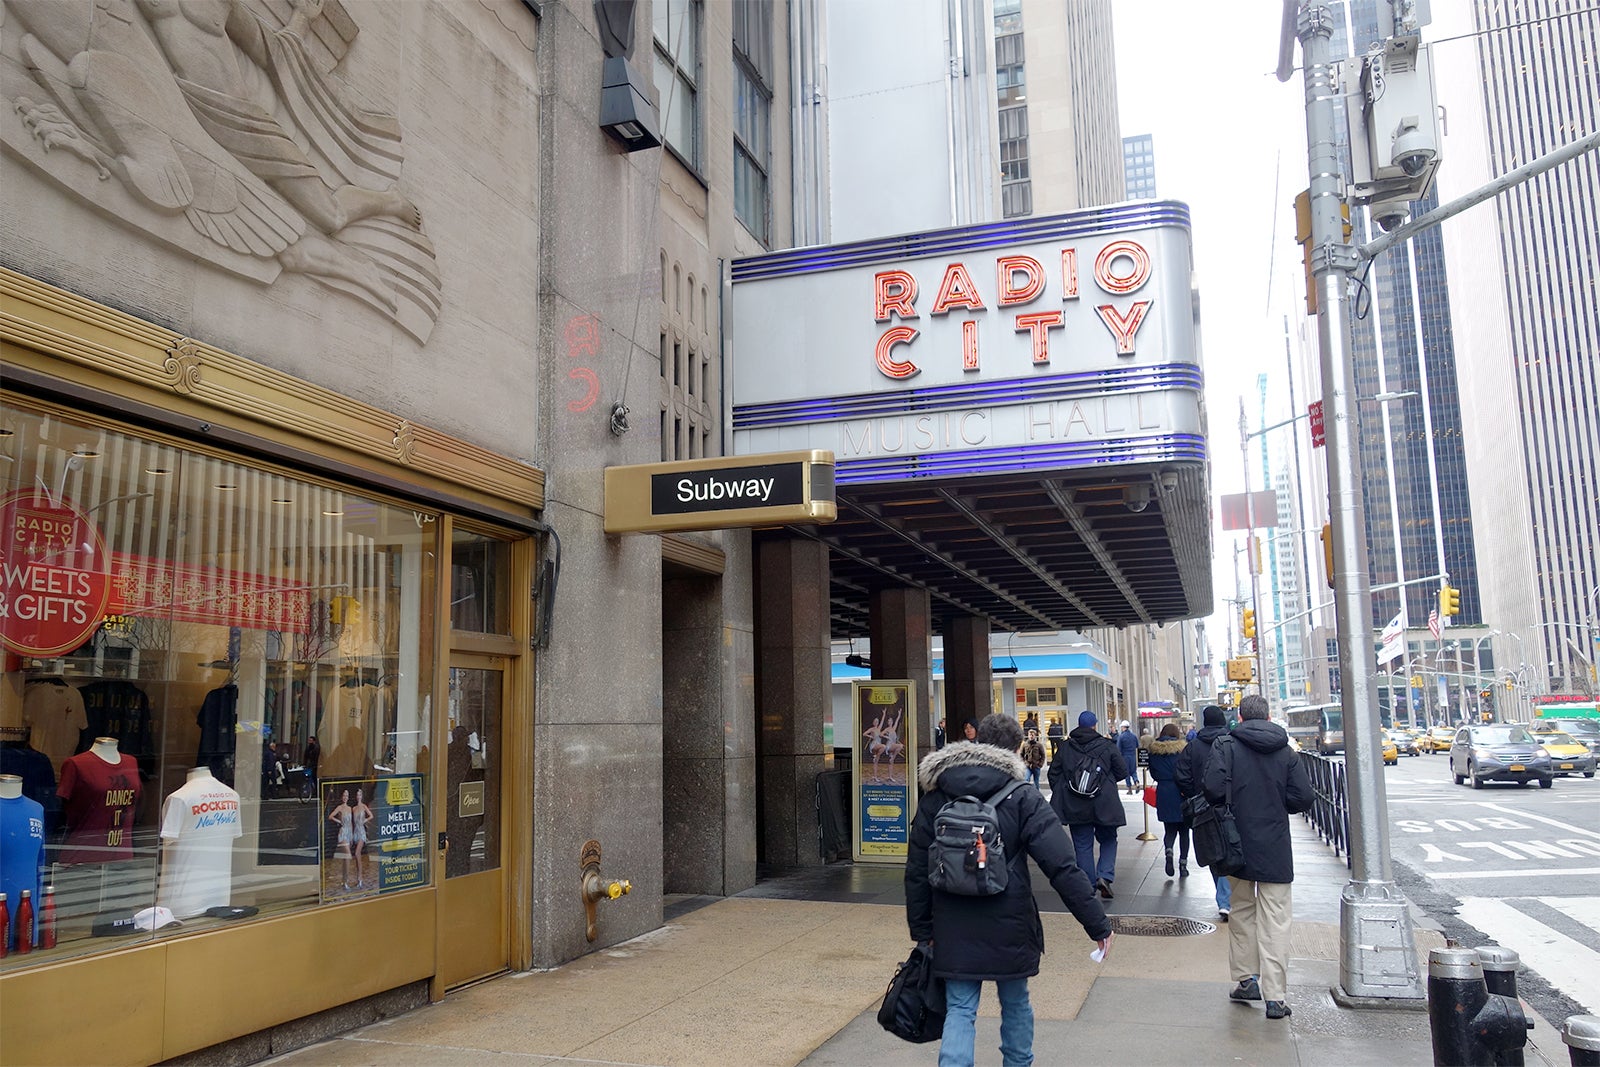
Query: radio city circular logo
0,490,113,656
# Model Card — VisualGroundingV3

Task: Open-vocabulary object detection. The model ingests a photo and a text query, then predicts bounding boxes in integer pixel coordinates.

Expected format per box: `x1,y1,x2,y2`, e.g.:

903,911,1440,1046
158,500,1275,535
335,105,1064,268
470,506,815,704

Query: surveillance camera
1159,471,1179,494
1371,201,1409,233
1123,483,1151,513
1390,117,1436,178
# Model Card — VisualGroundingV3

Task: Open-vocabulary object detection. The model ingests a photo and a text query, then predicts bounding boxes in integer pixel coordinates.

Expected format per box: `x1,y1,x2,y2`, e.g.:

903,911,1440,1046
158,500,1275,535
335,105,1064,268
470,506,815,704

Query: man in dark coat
1046,711,1127,899
1202,694,1313,1021
1116,721,1140,794
1175,706,1233,920
907,712,1112,1067
1045,719,1065,760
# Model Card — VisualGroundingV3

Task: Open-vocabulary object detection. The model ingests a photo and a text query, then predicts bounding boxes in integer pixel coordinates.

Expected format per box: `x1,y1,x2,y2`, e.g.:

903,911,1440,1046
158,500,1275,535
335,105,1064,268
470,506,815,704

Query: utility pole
1240,401,1266,696
1280,0,1423,1002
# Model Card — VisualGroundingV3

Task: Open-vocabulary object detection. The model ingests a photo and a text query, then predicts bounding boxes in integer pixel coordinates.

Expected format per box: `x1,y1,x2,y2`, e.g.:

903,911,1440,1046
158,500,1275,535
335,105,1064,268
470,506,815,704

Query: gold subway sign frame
604,450,837,535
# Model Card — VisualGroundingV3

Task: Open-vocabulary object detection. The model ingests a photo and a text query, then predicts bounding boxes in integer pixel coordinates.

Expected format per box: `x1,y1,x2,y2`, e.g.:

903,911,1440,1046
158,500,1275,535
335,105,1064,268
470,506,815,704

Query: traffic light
1438,585,1461,617
1319,522,1334,589
1242,608,1257,640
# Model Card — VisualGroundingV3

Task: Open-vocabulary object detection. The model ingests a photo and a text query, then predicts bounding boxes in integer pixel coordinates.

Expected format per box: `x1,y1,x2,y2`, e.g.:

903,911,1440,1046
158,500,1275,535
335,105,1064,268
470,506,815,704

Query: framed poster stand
850,679,919,864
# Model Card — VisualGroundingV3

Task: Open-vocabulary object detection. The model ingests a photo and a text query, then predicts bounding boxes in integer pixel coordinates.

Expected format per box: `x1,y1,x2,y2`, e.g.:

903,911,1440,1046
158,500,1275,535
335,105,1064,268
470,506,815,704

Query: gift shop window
0,397,436,970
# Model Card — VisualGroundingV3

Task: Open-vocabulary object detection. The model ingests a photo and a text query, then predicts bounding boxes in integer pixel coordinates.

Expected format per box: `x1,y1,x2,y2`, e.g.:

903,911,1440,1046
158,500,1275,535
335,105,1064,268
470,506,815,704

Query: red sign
0,490,113,656
105,553,312,633
1309,400,1326,448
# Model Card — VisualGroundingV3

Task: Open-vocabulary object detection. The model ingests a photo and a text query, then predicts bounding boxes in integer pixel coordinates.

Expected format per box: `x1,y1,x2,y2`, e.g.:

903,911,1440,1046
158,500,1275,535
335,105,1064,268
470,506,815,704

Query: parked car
1451,723,1554,788
1388,728,1422,756
1535,731,1596,778
1424,726,1457,753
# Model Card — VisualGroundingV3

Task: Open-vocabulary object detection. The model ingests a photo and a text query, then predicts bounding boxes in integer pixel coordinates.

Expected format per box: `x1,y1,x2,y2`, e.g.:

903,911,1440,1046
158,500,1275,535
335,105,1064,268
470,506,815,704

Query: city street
1375,749,1600,1024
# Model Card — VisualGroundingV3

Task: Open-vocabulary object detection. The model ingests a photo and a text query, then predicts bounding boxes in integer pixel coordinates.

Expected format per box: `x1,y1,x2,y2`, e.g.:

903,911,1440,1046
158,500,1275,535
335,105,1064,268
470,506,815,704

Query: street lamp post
1473,630,1500,722
1282,0,1423,1002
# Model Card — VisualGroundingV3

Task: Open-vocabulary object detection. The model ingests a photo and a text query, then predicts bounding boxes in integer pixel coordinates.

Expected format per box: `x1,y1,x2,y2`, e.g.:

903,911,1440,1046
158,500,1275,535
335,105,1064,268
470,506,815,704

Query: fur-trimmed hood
1150,738,1187,756
917,740,1027,792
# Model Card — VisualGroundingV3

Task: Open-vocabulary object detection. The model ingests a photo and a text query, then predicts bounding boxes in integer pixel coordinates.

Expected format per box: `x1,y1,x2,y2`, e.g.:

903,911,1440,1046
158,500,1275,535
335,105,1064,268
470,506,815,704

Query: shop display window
0,398,436,970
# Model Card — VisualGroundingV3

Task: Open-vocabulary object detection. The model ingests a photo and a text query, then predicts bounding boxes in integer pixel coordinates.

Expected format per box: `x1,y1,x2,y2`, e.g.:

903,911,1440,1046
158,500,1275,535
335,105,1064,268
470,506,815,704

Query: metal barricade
1299,750,1351,867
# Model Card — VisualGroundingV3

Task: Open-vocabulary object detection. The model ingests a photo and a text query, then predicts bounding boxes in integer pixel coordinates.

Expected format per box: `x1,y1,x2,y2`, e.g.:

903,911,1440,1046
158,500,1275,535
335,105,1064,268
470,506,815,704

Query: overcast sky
1113,0,1315,657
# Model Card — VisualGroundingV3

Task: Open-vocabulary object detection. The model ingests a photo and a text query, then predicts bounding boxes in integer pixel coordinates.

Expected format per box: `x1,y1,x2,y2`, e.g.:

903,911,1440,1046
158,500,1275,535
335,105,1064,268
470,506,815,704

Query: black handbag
878,943,946,1043
1187,748,1247,877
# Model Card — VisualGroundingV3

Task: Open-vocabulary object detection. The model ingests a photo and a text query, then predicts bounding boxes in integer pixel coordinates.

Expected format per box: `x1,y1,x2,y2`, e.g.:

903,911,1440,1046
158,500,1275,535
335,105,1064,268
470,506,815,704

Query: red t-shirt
56,752,142,864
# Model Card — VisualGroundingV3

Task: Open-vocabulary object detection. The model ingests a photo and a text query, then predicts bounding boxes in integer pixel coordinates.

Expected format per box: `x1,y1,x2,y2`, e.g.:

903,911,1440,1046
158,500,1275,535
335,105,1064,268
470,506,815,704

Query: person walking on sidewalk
1175,706,1234,920
906,712,1113,1067
1202,694,1313,1021
1146,723,1189,878
1047,711,1127,900
1020,728,1047,788
1116,721,1140,795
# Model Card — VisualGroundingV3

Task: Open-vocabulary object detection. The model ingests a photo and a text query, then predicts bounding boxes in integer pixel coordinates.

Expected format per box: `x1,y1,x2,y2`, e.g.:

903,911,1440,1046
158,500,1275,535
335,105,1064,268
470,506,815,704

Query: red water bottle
0,891,10,957
40,886,57,949
15,890,33,954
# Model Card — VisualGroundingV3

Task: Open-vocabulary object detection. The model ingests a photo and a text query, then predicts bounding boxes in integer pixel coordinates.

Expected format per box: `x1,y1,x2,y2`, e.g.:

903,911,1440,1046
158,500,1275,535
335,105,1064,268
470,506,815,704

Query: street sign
1309,400,1326,447
604,450,836,534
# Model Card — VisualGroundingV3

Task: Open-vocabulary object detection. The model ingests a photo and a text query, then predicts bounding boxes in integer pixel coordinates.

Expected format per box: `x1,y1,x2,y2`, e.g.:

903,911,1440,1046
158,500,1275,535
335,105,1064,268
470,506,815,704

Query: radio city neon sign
872,239,1154,380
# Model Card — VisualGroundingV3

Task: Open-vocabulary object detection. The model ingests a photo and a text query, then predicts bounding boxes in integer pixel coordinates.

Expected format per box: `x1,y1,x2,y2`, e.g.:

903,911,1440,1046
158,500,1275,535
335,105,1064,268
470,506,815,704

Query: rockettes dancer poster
851,680,919,863
320,775,426,901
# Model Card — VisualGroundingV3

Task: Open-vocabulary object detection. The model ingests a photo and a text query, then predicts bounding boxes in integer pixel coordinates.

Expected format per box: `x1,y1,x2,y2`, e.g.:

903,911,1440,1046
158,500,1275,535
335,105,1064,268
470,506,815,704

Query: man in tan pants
1203,694,1314,1019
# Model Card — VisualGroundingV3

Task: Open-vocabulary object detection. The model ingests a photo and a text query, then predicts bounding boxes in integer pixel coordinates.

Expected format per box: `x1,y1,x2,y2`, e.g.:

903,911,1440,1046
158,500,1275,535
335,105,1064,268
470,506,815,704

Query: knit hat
1078,710,1098,729
1203,706,1226,727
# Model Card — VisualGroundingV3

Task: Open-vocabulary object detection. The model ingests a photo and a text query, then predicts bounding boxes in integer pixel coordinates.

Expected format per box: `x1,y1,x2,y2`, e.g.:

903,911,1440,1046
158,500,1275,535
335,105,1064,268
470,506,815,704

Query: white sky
1113,0,1316,658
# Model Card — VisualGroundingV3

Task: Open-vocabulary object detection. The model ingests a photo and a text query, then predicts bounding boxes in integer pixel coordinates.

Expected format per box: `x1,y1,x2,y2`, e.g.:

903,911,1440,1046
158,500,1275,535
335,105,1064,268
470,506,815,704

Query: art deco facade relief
2,0,542,459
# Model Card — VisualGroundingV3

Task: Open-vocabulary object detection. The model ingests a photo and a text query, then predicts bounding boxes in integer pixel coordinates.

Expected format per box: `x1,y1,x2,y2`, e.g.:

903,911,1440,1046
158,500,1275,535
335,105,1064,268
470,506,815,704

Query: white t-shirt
158,775,243,918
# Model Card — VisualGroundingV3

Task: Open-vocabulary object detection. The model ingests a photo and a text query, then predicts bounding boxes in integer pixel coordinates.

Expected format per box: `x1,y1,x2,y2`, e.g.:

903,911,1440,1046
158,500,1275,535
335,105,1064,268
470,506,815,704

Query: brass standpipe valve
580,839,631,942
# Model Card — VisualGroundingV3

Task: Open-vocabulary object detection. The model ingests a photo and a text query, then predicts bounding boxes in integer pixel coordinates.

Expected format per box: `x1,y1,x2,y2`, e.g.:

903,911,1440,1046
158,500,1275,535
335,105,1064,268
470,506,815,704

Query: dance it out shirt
56,751,142,864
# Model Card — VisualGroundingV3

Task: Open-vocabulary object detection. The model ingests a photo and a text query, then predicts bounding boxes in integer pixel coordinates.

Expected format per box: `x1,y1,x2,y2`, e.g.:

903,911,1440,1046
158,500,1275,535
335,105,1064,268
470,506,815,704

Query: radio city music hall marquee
728,203,1204,485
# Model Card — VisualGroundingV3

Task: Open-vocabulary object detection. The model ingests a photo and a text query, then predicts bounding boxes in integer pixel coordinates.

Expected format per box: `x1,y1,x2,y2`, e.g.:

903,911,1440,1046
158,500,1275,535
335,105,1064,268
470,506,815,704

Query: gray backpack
927,780,1027,896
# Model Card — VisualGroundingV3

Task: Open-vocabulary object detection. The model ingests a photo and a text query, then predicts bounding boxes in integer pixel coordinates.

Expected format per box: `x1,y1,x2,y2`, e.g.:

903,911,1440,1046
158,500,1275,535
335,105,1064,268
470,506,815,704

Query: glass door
437,654,506,987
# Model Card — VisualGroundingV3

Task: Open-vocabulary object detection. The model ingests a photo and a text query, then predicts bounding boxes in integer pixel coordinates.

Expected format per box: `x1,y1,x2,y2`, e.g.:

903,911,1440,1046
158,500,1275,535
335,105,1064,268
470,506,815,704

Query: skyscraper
1431,2,1599,694
1123,134,1157,200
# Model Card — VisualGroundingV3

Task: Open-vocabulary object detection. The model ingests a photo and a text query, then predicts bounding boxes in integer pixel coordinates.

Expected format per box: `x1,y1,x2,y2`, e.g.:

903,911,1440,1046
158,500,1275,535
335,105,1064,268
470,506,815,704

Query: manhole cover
1108,915,1217,937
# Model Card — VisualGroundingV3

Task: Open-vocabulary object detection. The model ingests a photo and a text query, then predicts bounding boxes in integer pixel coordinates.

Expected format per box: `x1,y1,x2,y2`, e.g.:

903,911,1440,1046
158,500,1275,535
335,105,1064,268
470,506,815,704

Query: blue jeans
1069,823,1118,884
1215,872,1232,911
941,978,1035,1067
1027,767,1042,788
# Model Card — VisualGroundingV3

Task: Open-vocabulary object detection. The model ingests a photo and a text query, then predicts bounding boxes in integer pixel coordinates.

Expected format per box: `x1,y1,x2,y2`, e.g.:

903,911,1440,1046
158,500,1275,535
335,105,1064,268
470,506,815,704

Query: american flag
1427,608,1441,640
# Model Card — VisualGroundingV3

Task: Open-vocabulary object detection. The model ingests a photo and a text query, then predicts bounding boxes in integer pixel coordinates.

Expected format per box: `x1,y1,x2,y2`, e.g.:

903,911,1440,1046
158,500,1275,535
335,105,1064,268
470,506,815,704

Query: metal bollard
1476,946,1531,1067
1428,947,1532,1067
1562,1016,1600,1067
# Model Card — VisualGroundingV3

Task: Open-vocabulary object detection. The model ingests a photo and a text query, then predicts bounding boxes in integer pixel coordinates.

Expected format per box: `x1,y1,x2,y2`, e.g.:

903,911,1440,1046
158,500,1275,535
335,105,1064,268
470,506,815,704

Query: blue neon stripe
831,652,1111,681
832,433,1207,485
733,364,1202,430
733,202,1192,282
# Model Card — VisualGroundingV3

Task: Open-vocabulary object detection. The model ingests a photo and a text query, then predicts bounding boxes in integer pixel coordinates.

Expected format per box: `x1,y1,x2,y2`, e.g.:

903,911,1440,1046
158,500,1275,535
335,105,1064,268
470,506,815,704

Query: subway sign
605,450,836,534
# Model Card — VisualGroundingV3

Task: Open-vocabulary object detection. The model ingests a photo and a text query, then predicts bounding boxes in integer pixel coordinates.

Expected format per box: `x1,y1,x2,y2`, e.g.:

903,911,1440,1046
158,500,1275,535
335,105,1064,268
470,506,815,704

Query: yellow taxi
1535,731,1596,778
1424,726,1456,753
1380,734,1399,766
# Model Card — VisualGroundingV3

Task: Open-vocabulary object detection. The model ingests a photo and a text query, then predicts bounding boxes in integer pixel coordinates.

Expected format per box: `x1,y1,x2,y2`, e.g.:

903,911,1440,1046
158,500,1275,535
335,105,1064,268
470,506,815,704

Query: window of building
0,396,439,971
653,0,700,168
733,0,772,244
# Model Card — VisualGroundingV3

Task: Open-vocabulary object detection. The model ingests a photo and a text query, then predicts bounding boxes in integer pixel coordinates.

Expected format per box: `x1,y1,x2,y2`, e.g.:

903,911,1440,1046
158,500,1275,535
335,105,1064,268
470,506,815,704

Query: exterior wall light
600,57,660,152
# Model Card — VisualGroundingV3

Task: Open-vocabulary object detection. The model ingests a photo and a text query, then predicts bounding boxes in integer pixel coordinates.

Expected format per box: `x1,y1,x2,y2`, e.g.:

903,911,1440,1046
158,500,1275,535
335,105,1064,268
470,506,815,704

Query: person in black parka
1202,694,1313,1020
907,712,1111,1067
1175,705,1233,918
1047,711,1127,899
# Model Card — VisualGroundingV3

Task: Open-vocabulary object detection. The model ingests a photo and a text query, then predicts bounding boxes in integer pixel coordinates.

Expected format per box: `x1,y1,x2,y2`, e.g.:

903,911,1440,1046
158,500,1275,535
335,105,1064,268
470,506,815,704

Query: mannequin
157,766,242,918
57,738,141,865
1,772,46,952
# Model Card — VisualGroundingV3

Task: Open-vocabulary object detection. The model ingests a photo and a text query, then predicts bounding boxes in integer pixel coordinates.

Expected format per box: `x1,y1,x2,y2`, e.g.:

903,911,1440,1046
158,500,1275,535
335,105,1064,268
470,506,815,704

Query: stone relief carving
2,0,442,343
162,338,205,393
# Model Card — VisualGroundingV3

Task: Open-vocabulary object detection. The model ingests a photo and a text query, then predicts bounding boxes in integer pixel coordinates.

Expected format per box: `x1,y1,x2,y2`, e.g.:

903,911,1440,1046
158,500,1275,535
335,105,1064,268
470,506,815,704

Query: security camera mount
1342,34,1441,208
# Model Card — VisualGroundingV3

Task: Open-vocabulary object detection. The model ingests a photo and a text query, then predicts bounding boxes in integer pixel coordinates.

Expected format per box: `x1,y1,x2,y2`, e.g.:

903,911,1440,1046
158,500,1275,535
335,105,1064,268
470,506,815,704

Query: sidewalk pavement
263,790,1567,1067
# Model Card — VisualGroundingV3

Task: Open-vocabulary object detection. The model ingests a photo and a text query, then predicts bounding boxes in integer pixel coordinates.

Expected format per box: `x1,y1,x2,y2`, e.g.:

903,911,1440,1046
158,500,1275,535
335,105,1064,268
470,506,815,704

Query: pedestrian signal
1319,523,1334,589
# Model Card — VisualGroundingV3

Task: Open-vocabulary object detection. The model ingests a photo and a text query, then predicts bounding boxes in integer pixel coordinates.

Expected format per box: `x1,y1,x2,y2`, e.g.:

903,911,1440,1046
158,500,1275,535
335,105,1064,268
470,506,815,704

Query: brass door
437,654,507,987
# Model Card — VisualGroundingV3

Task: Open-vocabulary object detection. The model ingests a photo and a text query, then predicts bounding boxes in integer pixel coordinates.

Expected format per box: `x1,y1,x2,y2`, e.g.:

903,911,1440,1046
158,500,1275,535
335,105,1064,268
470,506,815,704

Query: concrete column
869,587,933,748
753,534,829,867
941,614,992,743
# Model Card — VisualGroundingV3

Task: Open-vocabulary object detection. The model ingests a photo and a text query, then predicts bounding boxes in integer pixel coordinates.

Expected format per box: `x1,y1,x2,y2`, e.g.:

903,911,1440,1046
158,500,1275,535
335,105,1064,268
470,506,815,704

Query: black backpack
926,779,1027,896
1064,745,1108,797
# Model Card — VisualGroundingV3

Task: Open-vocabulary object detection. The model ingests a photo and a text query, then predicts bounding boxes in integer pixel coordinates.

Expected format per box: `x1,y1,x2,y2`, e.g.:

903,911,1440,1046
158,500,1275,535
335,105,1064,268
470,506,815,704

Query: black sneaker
1230,977,1262,1002
1266,1000,1292,1019
1218,907,1231,923
1097,879,1115,899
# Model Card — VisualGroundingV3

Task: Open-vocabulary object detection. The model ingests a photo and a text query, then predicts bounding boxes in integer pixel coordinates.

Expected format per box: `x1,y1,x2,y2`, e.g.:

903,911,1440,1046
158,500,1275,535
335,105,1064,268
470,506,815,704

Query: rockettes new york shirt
158,776,242,918
57,752,142,864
